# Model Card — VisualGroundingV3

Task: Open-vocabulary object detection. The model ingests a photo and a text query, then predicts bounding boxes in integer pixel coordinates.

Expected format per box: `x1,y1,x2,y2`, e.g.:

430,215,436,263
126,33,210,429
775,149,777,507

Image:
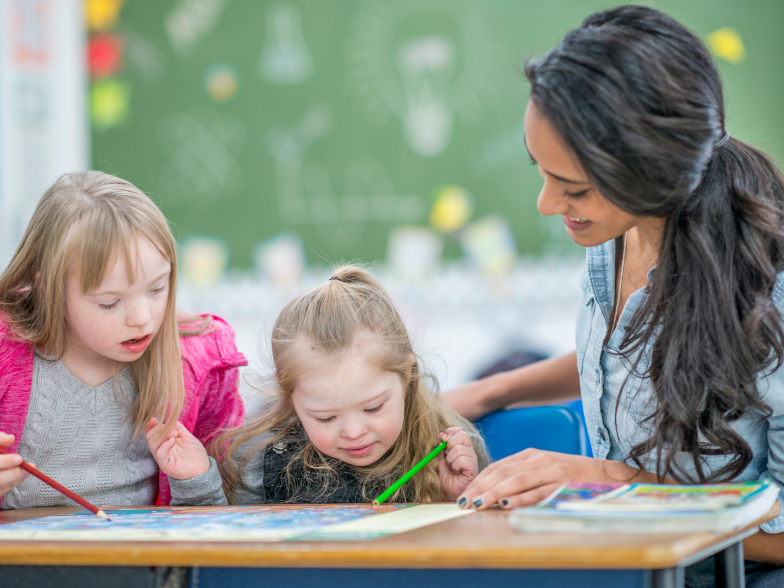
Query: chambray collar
584,238,657,333
585,239,618,326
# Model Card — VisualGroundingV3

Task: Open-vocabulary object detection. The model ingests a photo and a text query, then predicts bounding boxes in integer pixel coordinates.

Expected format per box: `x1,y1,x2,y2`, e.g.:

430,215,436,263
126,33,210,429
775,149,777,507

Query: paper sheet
0,504,470,542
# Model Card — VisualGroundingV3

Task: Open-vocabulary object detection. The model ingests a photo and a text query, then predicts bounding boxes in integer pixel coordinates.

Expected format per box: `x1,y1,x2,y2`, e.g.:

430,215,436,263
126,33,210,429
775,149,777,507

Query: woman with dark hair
443,5,784,584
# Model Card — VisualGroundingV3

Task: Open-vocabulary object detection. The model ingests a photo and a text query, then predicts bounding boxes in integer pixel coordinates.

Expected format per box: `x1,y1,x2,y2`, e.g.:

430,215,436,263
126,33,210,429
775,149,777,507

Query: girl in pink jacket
0,171,246,508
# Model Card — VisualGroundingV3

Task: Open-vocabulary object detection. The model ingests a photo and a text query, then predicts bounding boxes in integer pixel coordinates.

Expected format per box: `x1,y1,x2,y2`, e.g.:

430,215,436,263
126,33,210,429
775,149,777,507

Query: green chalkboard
92,0,784,268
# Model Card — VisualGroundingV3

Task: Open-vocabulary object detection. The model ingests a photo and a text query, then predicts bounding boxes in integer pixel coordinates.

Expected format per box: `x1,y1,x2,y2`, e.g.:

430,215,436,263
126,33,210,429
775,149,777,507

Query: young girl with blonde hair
147,266,486,504
0,171,246,508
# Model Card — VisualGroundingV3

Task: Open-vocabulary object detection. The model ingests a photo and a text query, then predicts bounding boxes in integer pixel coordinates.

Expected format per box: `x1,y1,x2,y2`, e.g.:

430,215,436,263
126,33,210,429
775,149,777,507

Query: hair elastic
329,276,342,281
715,130,730,149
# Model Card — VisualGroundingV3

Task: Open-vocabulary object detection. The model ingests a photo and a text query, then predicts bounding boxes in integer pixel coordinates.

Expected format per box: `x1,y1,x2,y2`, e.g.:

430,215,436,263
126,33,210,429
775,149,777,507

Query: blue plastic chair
563,398,593,457
473,405,587,462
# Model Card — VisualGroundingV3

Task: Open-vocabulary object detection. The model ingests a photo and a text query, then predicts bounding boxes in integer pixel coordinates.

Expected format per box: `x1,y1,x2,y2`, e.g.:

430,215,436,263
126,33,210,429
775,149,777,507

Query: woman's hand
438,427,480,501
456,448,647,509
145,418,211,480
0,432,31,498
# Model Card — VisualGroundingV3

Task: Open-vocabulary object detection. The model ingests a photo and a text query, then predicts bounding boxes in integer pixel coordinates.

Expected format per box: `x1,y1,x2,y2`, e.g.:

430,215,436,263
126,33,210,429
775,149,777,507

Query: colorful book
510,481,780,533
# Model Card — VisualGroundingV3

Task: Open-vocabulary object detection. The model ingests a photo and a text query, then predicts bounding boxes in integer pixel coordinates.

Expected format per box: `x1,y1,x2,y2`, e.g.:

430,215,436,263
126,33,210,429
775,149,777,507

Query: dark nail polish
457,496,468,507
472,497,483,508
500,499,510,508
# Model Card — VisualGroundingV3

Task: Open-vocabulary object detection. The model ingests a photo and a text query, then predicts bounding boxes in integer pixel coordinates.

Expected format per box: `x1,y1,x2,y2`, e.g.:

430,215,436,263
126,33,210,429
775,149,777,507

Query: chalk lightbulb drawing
258,2,314,85
350,0,492,158
396,35,455,157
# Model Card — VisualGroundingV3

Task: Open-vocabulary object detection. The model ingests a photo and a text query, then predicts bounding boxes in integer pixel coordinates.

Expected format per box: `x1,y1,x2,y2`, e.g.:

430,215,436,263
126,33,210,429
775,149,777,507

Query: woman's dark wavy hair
525,5,784,483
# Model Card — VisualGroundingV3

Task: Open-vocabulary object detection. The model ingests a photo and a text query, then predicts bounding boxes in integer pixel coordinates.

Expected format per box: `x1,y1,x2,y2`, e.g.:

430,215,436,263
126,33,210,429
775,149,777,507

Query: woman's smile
562,215,594,232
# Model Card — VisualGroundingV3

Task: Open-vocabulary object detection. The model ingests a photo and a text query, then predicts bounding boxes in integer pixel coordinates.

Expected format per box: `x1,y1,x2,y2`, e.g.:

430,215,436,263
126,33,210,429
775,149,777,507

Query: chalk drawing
266,107,426,251
350,0,492,157
258,2,314,84
164,0,231,56
123,29,165,82
158,110,246,205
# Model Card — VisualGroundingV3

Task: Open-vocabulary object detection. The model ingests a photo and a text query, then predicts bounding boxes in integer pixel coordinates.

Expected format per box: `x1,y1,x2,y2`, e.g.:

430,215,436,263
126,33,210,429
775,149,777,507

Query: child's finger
445,444,473,466
0,464,30,488
449,455,477,475
0,432,15,447
443,430,470,452
438,452,452,479
145,419,161,443
155,436,178,461
440,427,463,442
0,452,22,470
447,451,476,470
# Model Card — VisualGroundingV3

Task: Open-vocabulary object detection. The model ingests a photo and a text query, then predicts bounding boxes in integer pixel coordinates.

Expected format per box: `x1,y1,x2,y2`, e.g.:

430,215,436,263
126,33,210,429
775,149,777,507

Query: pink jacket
0,314,247,505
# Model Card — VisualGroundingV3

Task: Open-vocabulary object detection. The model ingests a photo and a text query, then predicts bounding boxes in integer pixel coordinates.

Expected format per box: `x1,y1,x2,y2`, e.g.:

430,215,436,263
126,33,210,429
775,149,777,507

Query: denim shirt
576,240,784,533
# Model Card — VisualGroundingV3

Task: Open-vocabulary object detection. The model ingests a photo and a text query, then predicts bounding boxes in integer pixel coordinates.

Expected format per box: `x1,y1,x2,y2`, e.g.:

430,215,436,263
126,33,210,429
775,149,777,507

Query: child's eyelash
365,404,383,413
317,416,335,423
528,155,537,166
99,301,118,310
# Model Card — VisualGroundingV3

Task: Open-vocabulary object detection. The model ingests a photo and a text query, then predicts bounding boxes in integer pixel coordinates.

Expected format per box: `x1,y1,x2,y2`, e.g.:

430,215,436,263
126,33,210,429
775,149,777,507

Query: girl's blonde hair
215,265,488,503
0,171,198,437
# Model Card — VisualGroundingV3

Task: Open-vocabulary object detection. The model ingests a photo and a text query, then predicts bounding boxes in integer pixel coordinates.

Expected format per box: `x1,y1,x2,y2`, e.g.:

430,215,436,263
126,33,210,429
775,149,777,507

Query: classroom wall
0,0,89,268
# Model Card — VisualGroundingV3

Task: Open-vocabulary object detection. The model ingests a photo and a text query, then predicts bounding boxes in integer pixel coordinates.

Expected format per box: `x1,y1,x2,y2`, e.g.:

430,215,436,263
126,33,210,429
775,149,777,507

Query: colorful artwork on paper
0,504,469,542
594,482,769,509
542,483,626,507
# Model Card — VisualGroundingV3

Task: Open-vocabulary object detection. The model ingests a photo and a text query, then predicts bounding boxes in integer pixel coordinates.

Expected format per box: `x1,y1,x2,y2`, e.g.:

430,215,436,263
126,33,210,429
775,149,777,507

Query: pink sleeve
192,365,245,447
158,315,247,505
0,333,34,453
158,365,245,506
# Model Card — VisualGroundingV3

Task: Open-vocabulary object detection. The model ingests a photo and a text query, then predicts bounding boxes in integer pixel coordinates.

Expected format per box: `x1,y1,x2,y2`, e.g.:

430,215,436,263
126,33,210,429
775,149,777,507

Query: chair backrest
473,405,585,462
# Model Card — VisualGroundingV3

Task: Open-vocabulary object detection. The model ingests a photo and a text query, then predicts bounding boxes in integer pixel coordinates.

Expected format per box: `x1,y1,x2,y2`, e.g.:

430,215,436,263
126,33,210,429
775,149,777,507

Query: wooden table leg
715,541,745,588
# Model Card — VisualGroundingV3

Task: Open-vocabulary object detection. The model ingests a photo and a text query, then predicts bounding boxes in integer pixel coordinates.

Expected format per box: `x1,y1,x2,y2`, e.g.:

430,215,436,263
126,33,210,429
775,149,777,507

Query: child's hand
0,432,31,498
145,418,211,480
437,427,479,502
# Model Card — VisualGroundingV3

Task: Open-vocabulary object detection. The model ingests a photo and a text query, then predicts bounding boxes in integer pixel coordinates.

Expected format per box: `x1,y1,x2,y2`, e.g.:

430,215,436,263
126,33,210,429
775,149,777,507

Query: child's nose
127,302,152,327
340,419,369,440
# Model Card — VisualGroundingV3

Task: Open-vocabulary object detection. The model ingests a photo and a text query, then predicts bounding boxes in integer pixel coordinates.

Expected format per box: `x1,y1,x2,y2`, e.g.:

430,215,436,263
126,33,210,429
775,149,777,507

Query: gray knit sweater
1,355,158,509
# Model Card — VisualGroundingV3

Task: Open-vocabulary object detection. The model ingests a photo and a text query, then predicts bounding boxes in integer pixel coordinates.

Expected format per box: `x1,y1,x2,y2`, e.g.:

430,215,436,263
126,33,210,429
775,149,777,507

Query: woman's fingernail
500,498,510,508
457,496,468,508
472,497,483,508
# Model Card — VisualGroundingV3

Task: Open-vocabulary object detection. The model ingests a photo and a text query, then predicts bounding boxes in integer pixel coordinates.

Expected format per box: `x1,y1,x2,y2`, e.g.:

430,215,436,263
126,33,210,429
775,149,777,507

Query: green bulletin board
91,0,784,268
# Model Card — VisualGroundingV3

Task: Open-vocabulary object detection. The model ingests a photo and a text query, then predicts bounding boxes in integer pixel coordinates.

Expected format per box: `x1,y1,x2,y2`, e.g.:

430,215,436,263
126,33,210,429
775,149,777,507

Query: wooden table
0,503,779,588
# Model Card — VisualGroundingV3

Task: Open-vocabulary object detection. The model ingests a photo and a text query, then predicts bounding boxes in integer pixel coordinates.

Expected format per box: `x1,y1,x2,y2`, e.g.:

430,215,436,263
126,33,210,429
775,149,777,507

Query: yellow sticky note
429,185,473,234
85,0,125,32
706,27,746,65
90,78,130,130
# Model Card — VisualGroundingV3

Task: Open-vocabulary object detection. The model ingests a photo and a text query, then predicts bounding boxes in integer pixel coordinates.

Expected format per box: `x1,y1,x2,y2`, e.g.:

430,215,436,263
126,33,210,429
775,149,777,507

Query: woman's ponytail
626,136,784,482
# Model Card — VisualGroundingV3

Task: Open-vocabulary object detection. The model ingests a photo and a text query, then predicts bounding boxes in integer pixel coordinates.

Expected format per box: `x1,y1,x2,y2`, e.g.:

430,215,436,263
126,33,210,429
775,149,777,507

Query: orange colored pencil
0,446,110,520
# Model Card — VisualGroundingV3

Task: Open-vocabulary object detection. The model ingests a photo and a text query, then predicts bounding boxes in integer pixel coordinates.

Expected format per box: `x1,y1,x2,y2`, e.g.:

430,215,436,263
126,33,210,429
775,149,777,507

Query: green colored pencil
372,440,448,506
